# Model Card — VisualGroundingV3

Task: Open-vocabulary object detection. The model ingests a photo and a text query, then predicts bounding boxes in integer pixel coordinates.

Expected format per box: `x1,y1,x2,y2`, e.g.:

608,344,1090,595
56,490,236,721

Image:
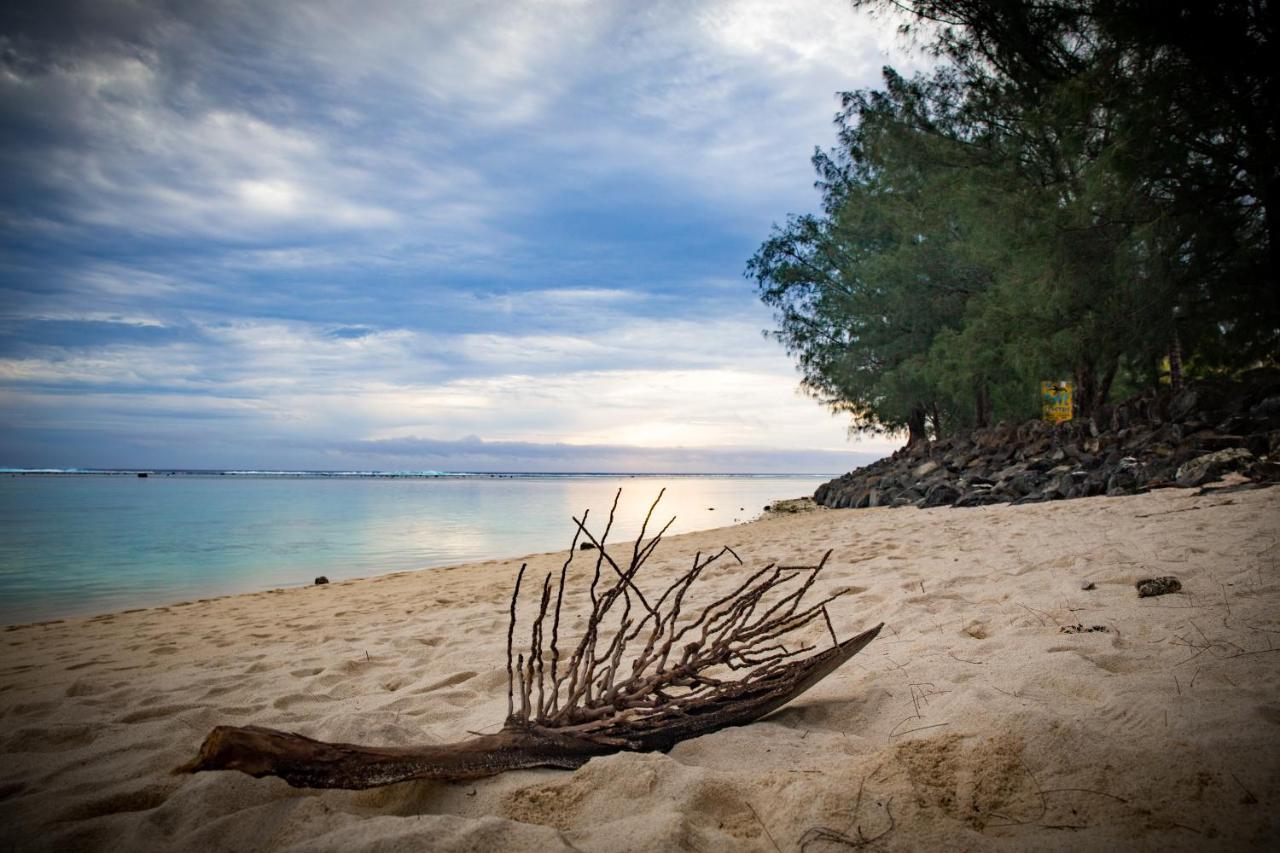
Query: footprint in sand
2,724,96,752
56,785,172,821
119,704,201,724
1256,703,1280,725
63,658,109,671
272,693,326,710
242,661,278,674
1074,651,1144,675
411,671,478,694
64,679,108,698
8,700,58,719
200,684,238,699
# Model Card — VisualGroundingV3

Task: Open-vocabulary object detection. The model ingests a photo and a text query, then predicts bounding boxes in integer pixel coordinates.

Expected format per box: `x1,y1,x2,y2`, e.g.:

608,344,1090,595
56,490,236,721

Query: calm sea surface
0,474,827,625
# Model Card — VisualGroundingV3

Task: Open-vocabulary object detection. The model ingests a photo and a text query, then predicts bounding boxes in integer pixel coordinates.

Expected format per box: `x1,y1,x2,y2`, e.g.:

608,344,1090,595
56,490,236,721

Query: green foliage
749,0,1277,441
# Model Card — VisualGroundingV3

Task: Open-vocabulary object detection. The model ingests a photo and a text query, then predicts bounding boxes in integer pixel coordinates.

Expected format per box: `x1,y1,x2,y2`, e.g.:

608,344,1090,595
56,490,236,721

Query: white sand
2,485,1278,851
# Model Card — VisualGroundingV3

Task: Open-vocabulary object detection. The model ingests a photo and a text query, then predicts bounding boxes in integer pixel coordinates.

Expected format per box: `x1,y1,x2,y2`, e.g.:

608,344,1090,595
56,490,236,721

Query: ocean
0,472,828,625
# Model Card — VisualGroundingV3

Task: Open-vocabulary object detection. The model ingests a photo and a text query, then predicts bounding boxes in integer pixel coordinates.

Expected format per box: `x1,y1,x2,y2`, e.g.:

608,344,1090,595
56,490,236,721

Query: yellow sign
1041,381,1073,422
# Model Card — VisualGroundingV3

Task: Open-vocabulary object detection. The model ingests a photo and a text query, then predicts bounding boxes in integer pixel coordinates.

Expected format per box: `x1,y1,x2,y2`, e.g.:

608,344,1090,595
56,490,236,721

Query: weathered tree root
183,491,882,789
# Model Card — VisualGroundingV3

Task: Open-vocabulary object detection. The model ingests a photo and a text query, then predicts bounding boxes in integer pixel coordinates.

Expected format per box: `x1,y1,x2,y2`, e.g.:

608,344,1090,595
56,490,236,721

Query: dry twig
182,491,882,789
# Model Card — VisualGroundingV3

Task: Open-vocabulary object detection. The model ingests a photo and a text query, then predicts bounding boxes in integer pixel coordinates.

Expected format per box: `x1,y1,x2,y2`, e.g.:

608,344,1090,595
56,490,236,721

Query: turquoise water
0,474,826,625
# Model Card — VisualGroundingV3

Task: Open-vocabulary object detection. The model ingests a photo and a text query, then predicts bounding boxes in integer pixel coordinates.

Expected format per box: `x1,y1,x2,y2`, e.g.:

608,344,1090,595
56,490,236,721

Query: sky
0,0,923,473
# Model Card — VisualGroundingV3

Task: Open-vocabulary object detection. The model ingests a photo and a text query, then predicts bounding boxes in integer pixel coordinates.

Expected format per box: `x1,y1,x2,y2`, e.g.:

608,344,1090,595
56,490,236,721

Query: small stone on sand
1136,576,1181,597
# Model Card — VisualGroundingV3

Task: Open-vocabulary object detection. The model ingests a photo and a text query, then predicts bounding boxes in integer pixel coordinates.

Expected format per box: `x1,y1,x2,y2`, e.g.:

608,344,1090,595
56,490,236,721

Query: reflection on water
0,475,827,624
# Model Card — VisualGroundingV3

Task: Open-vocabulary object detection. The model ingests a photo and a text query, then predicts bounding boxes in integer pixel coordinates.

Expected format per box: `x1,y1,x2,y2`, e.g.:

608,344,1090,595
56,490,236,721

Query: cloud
0,309,903,466
334,434,882,474
0,0,923,470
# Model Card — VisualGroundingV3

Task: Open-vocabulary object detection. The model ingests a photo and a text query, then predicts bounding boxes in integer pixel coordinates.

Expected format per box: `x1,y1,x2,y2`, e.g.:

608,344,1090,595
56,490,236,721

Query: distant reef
816,371,1280,510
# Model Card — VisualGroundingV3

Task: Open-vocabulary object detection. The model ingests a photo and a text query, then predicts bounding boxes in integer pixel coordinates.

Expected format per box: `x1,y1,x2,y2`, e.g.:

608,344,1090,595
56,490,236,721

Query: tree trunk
1096,357,1120,413
974,381,992,428
906,406,928,446
1168,327,1184,391
1073,361,1098,420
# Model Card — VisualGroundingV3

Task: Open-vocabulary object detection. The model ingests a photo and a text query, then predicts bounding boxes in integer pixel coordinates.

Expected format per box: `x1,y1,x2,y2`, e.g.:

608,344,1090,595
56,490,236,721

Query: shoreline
2,486,1277,851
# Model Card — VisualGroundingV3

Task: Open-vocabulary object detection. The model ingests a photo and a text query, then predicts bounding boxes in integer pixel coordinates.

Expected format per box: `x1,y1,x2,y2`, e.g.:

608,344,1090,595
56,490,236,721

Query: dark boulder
953,491,1003,508
920,482,962,508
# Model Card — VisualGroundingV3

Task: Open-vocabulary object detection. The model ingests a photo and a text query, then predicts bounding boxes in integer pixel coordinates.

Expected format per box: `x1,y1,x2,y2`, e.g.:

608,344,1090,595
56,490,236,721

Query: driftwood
183,491,882,789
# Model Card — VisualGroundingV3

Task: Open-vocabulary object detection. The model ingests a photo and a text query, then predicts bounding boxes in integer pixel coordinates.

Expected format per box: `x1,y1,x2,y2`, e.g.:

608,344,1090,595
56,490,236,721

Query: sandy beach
2,485,1278,851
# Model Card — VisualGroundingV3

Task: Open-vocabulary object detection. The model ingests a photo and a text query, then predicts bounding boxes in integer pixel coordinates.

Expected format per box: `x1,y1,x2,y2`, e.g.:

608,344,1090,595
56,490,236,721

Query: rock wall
815,373,1280,510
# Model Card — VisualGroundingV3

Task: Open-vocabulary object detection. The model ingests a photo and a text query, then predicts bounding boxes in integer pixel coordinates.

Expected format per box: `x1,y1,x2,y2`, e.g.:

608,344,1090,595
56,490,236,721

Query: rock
766,497,819,514
1055,470,1089,498
1250,395,1280,419
892,489,922,507
1168,388,1200,422
953,491,1003,508
1059,623,1109,633
913,460,941,478
1005,472,1041,497
314,576,329,585
1192,432,1247,452
996,463,1026,480
1174,447,1256,487
811,376,1277,514
1105,463,1141,496
1216,415,1254,435
1254,461,1280,483
579,541,597,550
919,482,962,508
1080,581,1096,591
1136,576,1182,597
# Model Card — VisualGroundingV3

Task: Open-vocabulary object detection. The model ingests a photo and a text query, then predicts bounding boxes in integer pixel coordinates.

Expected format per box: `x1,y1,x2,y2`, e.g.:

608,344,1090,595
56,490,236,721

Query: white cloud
1,1,924,469
0,309,902,461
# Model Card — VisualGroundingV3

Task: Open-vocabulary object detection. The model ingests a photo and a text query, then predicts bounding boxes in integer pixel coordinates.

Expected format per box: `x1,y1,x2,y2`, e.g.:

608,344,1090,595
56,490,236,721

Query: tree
751,0,1277,442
